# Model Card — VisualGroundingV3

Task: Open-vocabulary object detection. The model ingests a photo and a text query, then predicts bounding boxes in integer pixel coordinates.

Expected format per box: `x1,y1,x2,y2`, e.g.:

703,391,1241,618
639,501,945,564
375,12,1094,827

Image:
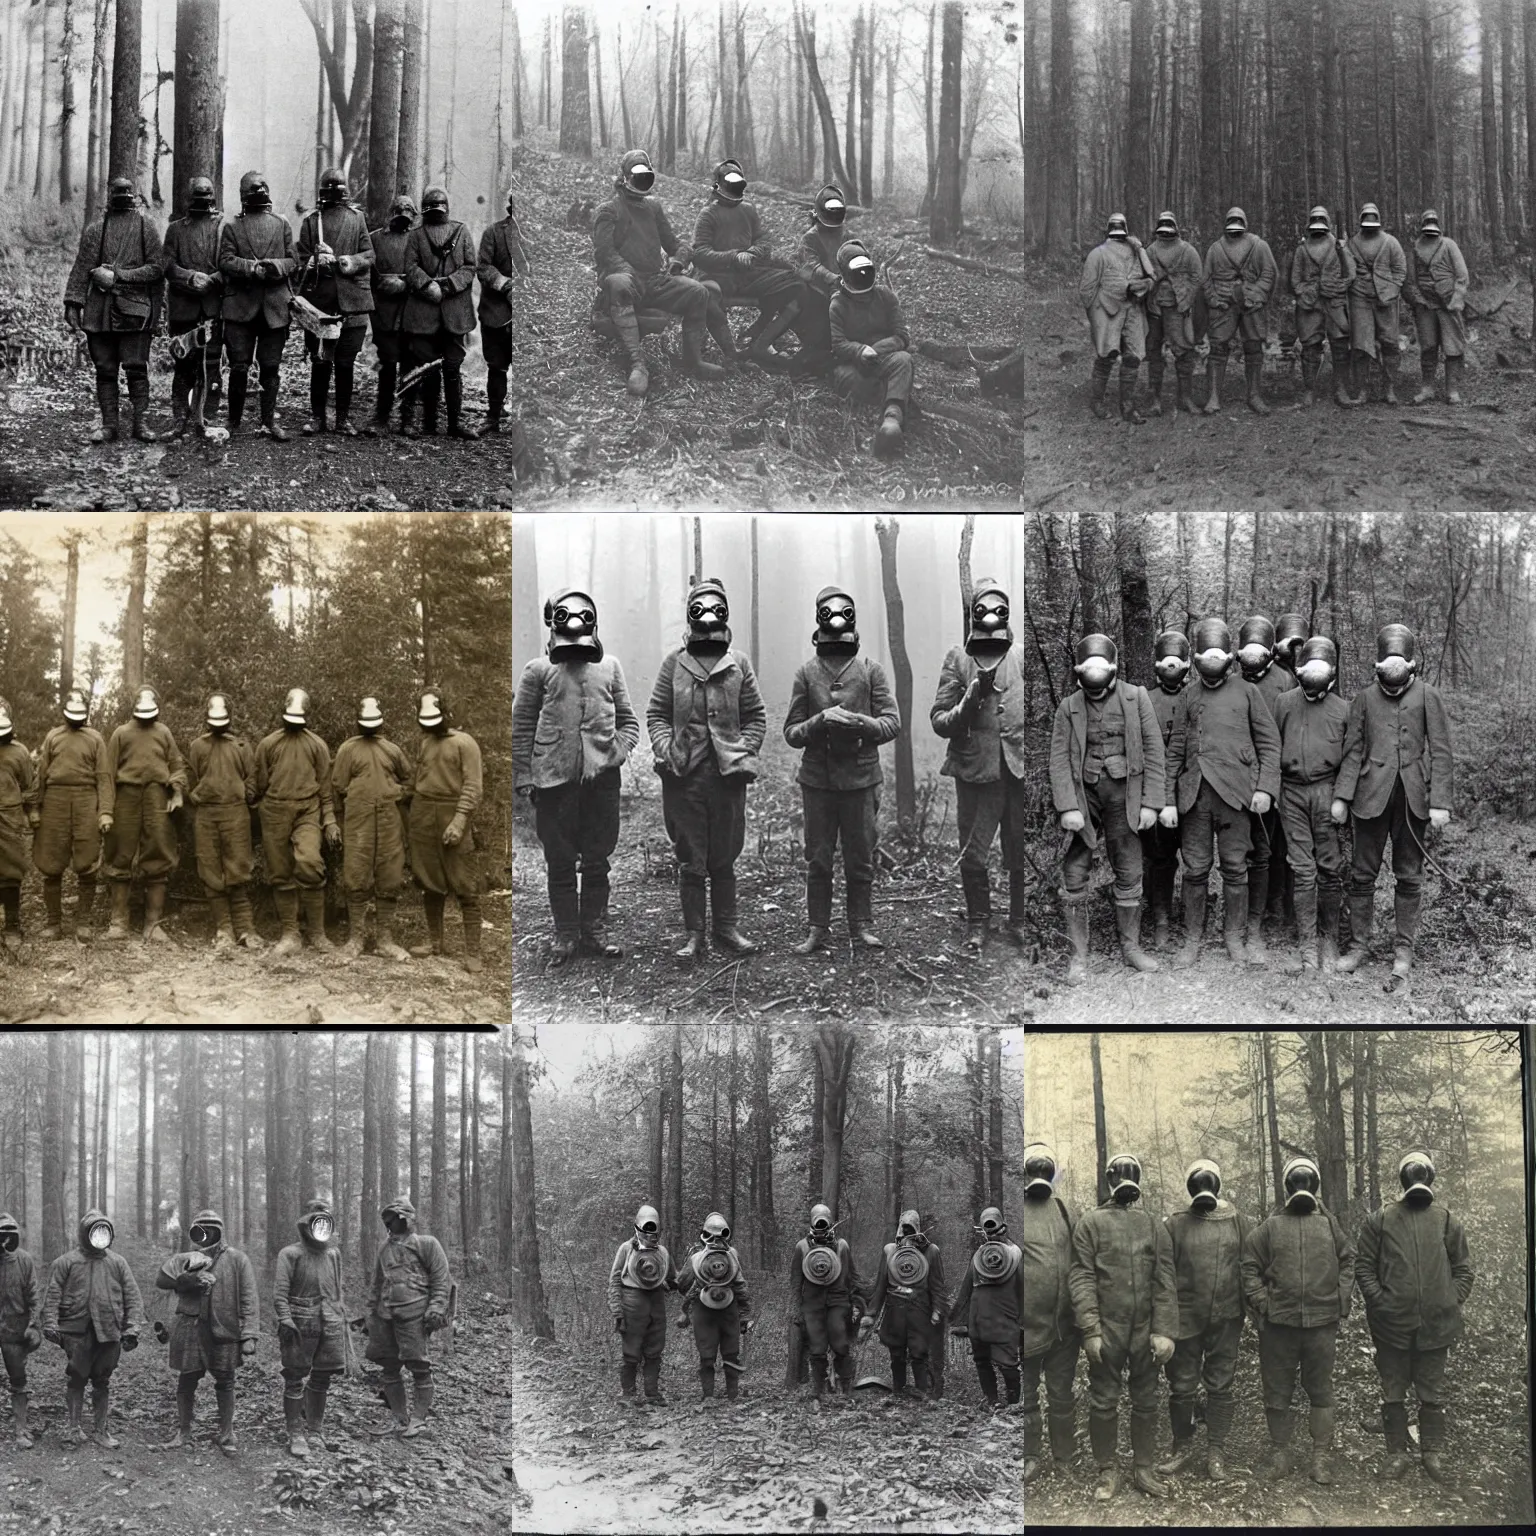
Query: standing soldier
1345,202,1408,405
1141,632,1189,952
476,189,532,437
789,1205,867,1400
648,580,766,961
364,194,418,436
1241,1156,1354,1485
0,1212,41,1450
676,1213,753,1406
365,1197,452,1438
952,1208,1026,1416
186,692,262,952
332,696,413,963
255,688,340,957
1164,620,1281,969
782,585,901,955
41,1209,143,1447
404,187,480,439
152,1210,258,1455
828,239,916,457
863,1211,947,1404
1235,615,1297,964
1018,1146,1078,1482
1356,1152,1475,1485
1069,1153,1177,1500
219,171,299,439
1142,211,1203,416
272,1199,347,1459
1078,213,1154,424
1272,639,1350,972
1290,207,1356,409
1201,207,1279,415
1050,633,1165,983
103,686,186,944
1156,1161,1252,1484
296,167,375,436
28,688,110,943
160,176,226,436
0,699,29,950
608,1206,682,1408
930,578,1029,952
408,689,485,973
1406,210,1470,407
62,176,164,444
1333,623,1454,993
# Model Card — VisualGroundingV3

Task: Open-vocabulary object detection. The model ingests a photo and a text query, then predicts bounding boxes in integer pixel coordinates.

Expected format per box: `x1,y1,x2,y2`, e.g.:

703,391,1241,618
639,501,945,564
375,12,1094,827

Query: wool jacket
1021,1195,1077,1355
1248,661,1298,718
403,220,477,334
783,654,900,792
476,215,532,327
606,1238,682,1317
592,193,691,279
255,728,336,824
1346,230,1407,303
869,1237,948,1319
1165,675,1282,814
513,655,640,790
413,729,483,815
103,721,188,813
332,734,412,808
1272,689,1351,786
296,204,376,315
1164,1198,1253,1338
272,1210,346,1334
788,1236,867,1312
1146,236,1203,312
160,213,225,329
1203,233,1279,312
0,1228,39,1344
369,225,413,332
930,643,1030,784
1049,682,1165,846
1333,677,1454,819
1149,684,1183,745
647,647,767,780
1290,235,1356,309
828,286,910,364
1406,234,1470,311
186,732,257,806
797,224,844,295
41,1211,145,1341
1241,1203,1354,1328
691,199,775,270
1079,239,1150,318
368,1197,451,1322
64,210,165,332
219,210,299,327
31,726,112,807
1354,1197,1474,1351
952,1240,1025,1345
1069,1199,1178,1350
0,740,32,810
155,1239,259,1343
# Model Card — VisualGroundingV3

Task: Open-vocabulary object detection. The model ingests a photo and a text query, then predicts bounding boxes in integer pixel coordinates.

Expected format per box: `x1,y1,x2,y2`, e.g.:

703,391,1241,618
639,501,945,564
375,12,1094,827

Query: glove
190,271,211,292
1250,791,1272,815
381,273,407,296
317,251,337,271
240,1338,257,1358
28,809,40,828
253,260,272,281
64,302,84,330
1084,1334,1104,1365
442,813,467,847
1059,811,1085,834
278,1321,299,1345
22,1325,41,1351
44,1325,62,1346
1137,807,1158,832
962,678,983,710
121,1331,138,1352
859,345,878,367
91,265,117,290
166,787,184,813
1429,808,1450,830
735,251,753,268
613,1315,624,1333
667,257,686,275
929,1309,941,1326
323,821,342,850
424,280,444,304
1150,1333,1174,1364
423,1310,447,1333
1330,799,1349,825
820,706,860,731
1158,806,1178,829
99,813,114,834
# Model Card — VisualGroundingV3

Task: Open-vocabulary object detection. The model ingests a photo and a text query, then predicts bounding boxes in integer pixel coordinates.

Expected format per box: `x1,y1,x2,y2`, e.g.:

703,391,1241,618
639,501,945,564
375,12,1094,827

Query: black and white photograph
1022,1028,1536,1527
0,511,511,1025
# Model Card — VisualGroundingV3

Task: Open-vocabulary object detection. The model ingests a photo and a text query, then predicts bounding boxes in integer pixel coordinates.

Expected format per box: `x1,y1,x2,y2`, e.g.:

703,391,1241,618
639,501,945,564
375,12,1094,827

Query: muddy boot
1317,886,1341,970
793,925,830,956
1330,341,1355,406
209,892,235,951
1089,358,1113,419
74,875,95,940
681,322,726,380
1176,356,1198,413
42,876,64,940
91,374,122,442
1294,885,1319,972
213,1383,237,1454
1158,1397,1198,1474
1379,1401,1411,1479
168,391,189,439
298,887,333,953
407,890,444,958
1063,901,1090,985
342,899,369,960
156,1373,197,1449
1297,351,1317,407
710,873,758,954
676,875,707,961
810,1353,829,1400
748,300,800,367
444,367,477,439
270,887,304,958
1203,357,1225,413
962,867,991,953
369,1378,410,1435
1090,1411,1120,1497
1386,889,1419,995
401,1379,433,1437
304,357,332,434
364,896,404,961
1380,348,1400,405
460,896,484,973
618,1358,640,1405
1222,883,1251,967
226,369,249,430
1445,354,1465,404
285,1393,311,1456
304,1386,330,1450
63,1381,87,1445
1419,1403,1449,1482
230,884,263,949
1116,902,1160,973
1119,363,1145,424
104,879,131,941
1245,867,1269,963
91,1384,119,1448
1004,870,1029,947
1412,345,1438,404
613,310,650,396
0,886,19,949
1245,355,1271,415
705,301,740,366
1309,1405,1336,1485
642,1359,666,1406
258,366,290,440
334,360,358,435
1334,891,1375,972
143,880,171,943
1173,879,1207,969
12,1389,32,1449
1144,360,1164,417
874,400,906,458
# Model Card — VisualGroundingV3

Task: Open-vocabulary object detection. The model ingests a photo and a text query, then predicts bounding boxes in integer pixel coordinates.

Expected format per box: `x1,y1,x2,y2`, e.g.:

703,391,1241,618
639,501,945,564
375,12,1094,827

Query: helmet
809,1203,834,1237
801,1241,843,1285
357,695,385,730
1274,612,1308,664
896,1208,922,1239
619,149,656,196
1420,208,1442,236
1359,201,1382,230
1237,615,1276,680
699,1211,731,1246
1375,623,1417,696
188,1209,224,1250
812,586,859,655
1106,212,1129,240
1193,618,1233,685
417,689,448,728
814,183,847,228
966,578,1013,667
544,586,603,663
205,692,232,730
239,171,272,211
0,698,11,742
1186,1159,1222,1213
633,1205,661,1249
107,176,137,212
1398,1150,1436,1205
390,194,418,229
188,176,216,214
713,158,747,202
132,686,161,721
1073,633,1118,700
1307,204,1331,235
978,1206,1006,1238
836,239,877,294
282,688,311,726
1154,210,1178,237
1024,1142,1057,1200
1154,629,1190,691
422,185,450,223
1297,636,1338,698
318,166,348,206
1282,1155,1322,1213
685,578,731,652
1224,206,1248,235
1106,1152,1143,1205
63,688,90,723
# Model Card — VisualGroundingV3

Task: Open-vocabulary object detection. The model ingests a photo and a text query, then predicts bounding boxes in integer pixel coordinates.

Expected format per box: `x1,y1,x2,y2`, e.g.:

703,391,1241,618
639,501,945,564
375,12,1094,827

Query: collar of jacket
812,653,861,685
1180,1197,1238,1221
677,648,738,683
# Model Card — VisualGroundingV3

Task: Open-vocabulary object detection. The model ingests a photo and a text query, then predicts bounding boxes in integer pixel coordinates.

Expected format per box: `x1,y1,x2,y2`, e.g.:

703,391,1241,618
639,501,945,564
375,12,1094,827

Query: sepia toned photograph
1023,1028,1535,1527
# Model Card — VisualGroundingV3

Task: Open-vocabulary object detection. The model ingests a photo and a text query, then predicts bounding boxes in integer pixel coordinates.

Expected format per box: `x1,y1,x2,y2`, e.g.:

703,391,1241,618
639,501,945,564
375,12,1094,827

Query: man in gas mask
1070,1154,1177,1500
365,1196,452,1437
102,686,187,944
648,579,766,960
1141,632,1189,951
0,700,27,950
332,696,413,963
1079,213,1153,423
408,689,486,973
1163,618,1281,970
676,1212,753,1404
186,692,261,952
0,1213,41,1450
829,239,915,457
1406,210,1470,406
1241,1156,1354,1485
1235,616,1297,963
41,1210,143,1447
365,194,419,435
608,1205,682,1407
783,586,901,955
513,590,639,964
952,1207,1026,1420
1143,211,1203,415
1345,203,1408,405
1355,1152,1475,1485
1290,206,1356,409
1051,633,1165,982
255,689,340,956
1274,614,1308,680
1333,623,1454,992
792,183,851,372
1271,639,1350,972
272,1199,347,1459
1200,207,1279,414
153,1209,259,1454
1016,1147,1078,1481
863,1210,948,1404
297,167,375,436
403,187,479,438
63,175,165,443
29,688,110,943
931,579,1030,952
592,148,725,397
789,1204,868,1400
219,171,298,439
476,189,532,436
161,175,226,436
1156,1160,1253,1484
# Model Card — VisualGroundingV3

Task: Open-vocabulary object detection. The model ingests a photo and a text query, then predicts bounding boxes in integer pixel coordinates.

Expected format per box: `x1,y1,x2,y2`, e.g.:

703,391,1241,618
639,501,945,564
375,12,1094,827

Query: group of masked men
0,685,484,970
0,1198,453,1456
513,579,1454,993
606,1202,1022,1410
1022,1143,1475,1498
1080,204,1470,421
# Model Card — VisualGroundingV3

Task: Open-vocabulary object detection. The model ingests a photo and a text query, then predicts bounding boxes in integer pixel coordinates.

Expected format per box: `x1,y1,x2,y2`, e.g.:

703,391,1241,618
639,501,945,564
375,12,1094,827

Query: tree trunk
667,1025,684,1254
874,518,917,834
1116,509,1152,686
1419,0,1436,212
985,1027,1003,1207
409,1034,420,1209
1126,0,1152,234
380,1035,400,1208
56,0,74,202
135,1032,147,1236
794,1,852,191
504,1030,554,1338
367,0,402,227
808,1038,825,1201
151,1034,162,1243
749,517,760,672
1090,1032,1108,1205
458,1034,470,1253
560,6,592,156
43,1036,66,1262
728,1025,739,1231
592,22,608,148
930,1,963,243
886,1034,906,1222
648,1050,664,1213
1261,1030,1283,1208
431,1033,447,1237
1045,0,1074,255
752,1024,774,1266
397,0,422,193
814,1026,855,1219
75,1036,87,1223
1364,1030,1379,1210
1482,0,1503,255
471,1035,482,1241
84,0,109,217
1351,1031,1364,1202
882,38,899,201
172,0,220,217
361,1035,379,1258
122,514,147,698
110,0,141,186
1199,0,1221,220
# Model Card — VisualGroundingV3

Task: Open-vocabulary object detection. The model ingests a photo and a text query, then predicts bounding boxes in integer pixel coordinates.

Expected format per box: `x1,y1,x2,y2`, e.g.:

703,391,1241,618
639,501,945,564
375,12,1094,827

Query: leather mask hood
686,577,732,654
966,578,1013,666
78,1208,114,1252
381,1195,417,1235
544,586,603,664
812,585,859,655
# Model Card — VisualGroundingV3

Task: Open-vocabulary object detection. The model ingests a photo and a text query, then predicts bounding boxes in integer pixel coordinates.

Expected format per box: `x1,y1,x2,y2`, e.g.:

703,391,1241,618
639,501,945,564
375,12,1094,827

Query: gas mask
417,690,448,731
0,1231,17,1255
108,176,137,213
1237,617,1276,680
133,686,161,723
966,580,1013,668
544,587,603,664
422,187,450,225
190,1222,222,1251
1296,637,1337,701
808,1204,834,1243
1154,212,1178,240
633,1206,661,1250
1106,1154,1142,1206
895,1209,925,1247
1153,630,1190,691
1106,213,1129,241
383,1211,410,1237
713,159,747,202
188,177,217,215
1238,644,1272,678
1074,634,1118,701
282,687,311,729
1195,649,1231,685
87,1222,113,1251
1024,1143,1057,1201
1186,1160,1221,1214
976,1206,1008,1241
1274,613,1308,671
836,241,877,294
621,153,656,197
812,588,859,656
1375,647,1416,697
205,693,232,734
308,1214,334,1243
1398,1151,1436,1207
0,700,11,745
390,197,418,233
1283,1157,1321,1214
815,185,847,228
700,1213,731,1249
317,168,347,207
63,689,90,727
686,579,731,655
239,172,272,213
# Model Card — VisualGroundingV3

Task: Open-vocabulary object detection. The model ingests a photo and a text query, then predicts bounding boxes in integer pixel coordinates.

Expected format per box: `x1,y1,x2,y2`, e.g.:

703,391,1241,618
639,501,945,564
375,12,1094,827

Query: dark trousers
1180,778,1252,886
1140,820,1181,913
87,330,153,418
1086,1331,1161,1466
408,328,469,428
33,785,101,877
371,327,410,422
1257,1320,1338,1415
801,1294,853,1359
801,783,879,927
1062,775,1144,905
1247,803,1276,874
956,767,1028,874
713,266,805,328
533,768,622,934
305,318,366,420
662,756,748,932
170,319,223,421
482,321,513,421
832,350,914,407
105,781,178,881
62,1326,121,1387
1349,774,1427,900
1372,1334,1449,1405
1165,1316,1242,1444
194,801,254,892
224,317,289,426
1280,780,1343,893
603,270,710,324
2,1338,30,1390
1024,1332,1079,1457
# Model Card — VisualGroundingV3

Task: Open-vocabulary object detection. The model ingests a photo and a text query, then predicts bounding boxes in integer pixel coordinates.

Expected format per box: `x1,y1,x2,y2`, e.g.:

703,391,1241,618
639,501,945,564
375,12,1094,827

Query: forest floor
0,884,510,1025
510,759,1536,1026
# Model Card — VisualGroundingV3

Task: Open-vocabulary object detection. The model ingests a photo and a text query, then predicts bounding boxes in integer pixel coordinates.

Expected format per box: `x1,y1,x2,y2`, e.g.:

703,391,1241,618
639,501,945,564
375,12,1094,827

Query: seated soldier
828,240,915,459
793,183,848,373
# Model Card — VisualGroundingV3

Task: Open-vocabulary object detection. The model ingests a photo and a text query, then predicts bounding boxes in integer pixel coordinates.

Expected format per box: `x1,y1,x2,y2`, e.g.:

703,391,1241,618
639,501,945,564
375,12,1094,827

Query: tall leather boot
1246,866,1269,962
402,1378,433,1436
270,887,304,958
285,1393,311,1456
1157,1398,1198,1473
1119,362,1145,424
301,887,335,953
143,880,170,943
1089,358,1112,419
91,374,121,442
334,360,357,434
419,367,441,435
75,874,96,940
1388,888,1421,993
1203,357,1225,413
66,1381,86,1443
410,891,446,957
374,896,409,961
226,369,248,430
975,1357,998,1405
962,866,992,952
1444,354,1465,404
1294,885,1320,972
91,1383,119,1447
890,1354,908,1392
1222,883,1252,966
1317,885,1342,970
873,400,905,458
105,879,132,941
168,373,191,438
848,879,884,948
1308,1405,1336,1485
676,876,707,961
1418,1402,1448,1481
397,379,419,436
1263,1407,1294,1479
681,322,726,379
42,876,64,940
910,1358,931,1400
444,366,476,439
1145,359,1165,417
1061,900,1090,983
479,368,508,436
259,366,290,440
1000,1367,1020,1405
1048,1406,1077,1461
710,872,758,953
1004,869,1028,947
749,300,801,365
365,355,397,434
1329,340,1355,406
1351,351,1374,404
459,895,484,973
1298,350,1319,407
304,1384,329,1447
371,1378,410,1434
641,1358,666,1404
1173,878,1207,969
209,891,234,950
619,1358,639,1402
213,1383,237,1453
1130,1411,1167,1494
1379,1400,1411,1479
1176,355,1198,413
1412,345,1438,404
342,898,370,960
304,359,332,433
230,884,263,949
158,1373,196,1448
1115,903,1160,972
1334,891,1375,972
12,1389,32,1449
1090,1412,1120,1499
1244,353,1271,415
705,301,740,365
1380,347,1400,405
809,1353,829,1399
123,369,158,440
614,310,649,396
697,1361,718,1401
833,1354,855,1395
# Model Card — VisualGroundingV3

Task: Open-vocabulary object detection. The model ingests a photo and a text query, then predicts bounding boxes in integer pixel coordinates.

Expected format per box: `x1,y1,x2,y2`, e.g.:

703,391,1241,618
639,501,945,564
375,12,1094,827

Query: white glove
1250,792,1272,815
1137,807,1158,832
1158,806,1179,829
1429,808,1450,830
1330,799,1349,825
1059,811,1085,834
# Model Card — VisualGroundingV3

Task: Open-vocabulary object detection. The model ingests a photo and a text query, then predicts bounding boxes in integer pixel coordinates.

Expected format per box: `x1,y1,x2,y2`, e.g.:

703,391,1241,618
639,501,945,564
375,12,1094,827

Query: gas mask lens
818,603,854,630
1377,657,1411,690
689,600,727,627
310,1216,334,1242
384,1213,408,1235
0,1232,17,1253
554,604,593,633
1155,657,1188,681
629,168,655,193
1078,661,1114,692
190,1225,219,1249
88,1224,112,1250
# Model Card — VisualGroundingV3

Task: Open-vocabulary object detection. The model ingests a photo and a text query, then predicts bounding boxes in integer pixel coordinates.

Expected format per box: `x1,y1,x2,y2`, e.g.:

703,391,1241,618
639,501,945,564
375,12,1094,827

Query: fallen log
916,339,1019,367
979,343,1028,397
923,247,1029,283
918,397,1020,432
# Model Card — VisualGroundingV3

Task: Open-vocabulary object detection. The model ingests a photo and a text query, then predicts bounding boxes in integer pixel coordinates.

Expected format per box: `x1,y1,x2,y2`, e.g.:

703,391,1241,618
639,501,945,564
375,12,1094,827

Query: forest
1023,1029,1534,1527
